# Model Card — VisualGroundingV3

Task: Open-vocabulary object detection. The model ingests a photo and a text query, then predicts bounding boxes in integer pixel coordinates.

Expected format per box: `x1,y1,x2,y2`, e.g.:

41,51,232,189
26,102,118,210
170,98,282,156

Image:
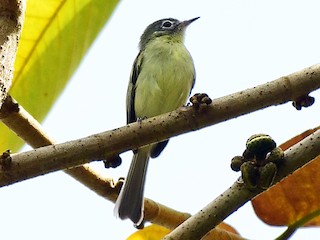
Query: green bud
246,134,276,159
258,162,277,189
241,162,259,189
266,147,284,166
231,156,244,172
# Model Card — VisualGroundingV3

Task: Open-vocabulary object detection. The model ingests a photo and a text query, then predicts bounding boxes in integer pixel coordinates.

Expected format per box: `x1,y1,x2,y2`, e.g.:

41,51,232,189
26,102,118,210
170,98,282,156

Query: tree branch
0,63,320,238
163,129,320,240
0,62,319,240
0,96,120,201
0,0,25,108
0,95,205,234
0,63,320,187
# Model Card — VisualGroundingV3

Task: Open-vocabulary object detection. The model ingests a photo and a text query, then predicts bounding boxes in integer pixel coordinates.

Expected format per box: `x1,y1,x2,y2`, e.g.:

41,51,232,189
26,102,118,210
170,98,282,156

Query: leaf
201,223,244,240
279,127,320,151
127,225,171,240
216,222,239,235
252,127,320,226
0,0,119,152
127,223,242,240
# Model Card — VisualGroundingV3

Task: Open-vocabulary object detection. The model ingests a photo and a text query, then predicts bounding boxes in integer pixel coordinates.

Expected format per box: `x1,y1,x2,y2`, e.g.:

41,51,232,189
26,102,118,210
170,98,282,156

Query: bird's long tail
114,146,150,225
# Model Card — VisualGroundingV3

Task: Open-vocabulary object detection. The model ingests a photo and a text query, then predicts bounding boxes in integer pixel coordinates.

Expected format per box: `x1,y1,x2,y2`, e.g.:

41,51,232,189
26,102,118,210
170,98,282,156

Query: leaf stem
275,209,320,240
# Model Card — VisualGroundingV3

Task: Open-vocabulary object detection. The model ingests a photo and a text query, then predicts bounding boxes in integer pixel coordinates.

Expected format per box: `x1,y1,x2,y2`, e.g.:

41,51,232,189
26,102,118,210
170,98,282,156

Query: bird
114,17,199,226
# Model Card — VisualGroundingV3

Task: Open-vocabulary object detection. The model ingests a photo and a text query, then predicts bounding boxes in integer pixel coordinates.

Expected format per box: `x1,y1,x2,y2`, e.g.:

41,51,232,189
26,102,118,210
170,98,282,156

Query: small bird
114,17,199,226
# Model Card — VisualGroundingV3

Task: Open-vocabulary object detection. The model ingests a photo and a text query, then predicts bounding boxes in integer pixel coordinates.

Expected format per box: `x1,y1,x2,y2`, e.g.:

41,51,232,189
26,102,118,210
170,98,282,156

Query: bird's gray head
139,17,199,50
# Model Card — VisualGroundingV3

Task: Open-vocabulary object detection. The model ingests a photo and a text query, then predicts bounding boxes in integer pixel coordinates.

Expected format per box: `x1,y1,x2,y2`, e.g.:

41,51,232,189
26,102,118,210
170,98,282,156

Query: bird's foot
189,93,212,110
103,155,122,168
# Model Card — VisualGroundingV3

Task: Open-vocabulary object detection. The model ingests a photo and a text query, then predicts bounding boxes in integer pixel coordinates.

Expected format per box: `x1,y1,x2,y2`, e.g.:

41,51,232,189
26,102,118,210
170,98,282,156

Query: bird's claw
292,94,315,110
189,93,212,110
103,155,122,168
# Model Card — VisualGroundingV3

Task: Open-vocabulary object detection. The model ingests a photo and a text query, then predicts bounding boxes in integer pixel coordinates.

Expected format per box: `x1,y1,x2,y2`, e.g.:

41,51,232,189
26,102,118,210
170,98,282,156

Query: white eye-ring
161,20,174,29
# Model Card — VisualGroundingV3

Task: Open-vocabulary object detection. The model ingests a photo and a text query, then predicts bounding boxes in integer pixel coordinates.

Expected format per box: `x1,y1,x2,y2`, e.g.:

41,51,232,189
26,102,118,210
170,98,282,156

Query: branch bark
163,129,320,240
0,96,194,229
0,63,320,187
0,96,120,202
0,63,320,239
0,0,24,108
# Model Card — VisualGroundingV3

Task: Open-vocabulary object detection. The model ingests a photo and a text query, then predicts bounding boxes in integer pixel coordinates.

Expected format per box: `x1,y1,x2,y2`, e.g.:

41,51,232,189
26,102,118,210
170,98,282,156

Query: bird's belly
134,61,193,118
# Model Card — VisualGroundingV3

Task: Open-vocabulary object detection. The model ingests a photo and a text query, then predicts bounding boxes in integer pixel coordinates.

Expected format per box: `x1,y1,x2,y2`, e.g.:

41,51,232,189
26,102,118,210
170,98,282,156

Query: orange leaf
280,127,320,151
252,127,320,226
217,222,239,235
201,223,244,240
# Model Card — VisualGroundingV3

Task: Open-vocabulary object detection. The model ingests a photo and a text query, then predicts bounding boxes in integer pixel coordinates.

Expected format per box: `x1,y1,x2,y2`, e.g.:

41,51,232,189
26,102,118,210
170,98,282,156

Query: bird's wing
190,65,196,95
126,51,143,124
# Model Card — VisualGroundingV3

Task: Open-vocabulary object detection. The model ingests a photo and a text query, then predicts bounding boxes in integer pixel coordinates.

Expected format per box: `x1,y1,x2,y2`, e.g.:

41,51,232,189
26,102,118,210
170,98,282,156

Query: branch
0,103,244,239
0,96,119,202
0,64,318,240
163,129,320,239
0,0,25,108
0,96,193,228
1,63,320,187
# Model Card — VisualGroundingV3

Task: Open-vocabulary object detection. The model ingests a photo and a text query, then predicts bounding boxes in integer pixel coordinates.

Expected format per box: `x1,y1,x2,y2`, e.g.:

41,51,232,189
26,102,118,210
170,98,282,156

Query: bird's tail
114,146,150,226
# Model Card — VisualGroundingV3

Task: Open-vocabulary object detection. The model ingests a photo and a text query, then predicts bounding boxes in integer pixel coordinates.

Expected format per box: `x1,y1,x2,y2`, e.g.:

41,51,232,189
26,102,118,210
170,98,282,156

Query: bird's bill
180,17,200,28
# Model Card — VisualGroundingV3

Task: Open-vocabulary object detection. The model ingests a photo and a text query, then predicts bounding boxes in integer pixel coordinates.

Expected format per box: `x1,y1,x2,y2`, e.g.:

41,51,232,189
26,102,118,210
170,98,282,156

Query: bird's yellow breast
134,36,195,118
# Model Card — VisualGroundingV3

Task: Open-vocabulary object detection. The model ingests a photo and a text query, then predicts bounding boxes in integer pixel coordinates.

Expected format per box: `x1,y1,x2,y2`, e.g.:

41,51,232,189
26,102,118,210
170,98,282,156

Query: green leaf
0,0,119,152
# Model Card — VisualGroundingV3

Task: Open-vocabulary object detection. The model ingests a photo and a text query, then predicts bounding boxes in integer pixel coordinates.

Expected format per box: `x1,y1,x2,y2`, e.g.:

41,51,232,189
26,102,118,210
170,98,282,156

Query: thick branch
1,63,320,186
0,63,319,239
0,96,193,229
163,129,320,240
0,96,120,201
0,0,24,108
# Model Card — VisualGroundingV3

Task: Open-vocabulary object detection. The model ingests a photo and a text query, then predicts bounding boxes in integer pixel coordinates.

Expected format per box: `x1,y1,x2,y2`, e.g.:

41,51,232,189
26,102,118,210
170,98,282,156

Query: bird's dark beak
180,17,200,28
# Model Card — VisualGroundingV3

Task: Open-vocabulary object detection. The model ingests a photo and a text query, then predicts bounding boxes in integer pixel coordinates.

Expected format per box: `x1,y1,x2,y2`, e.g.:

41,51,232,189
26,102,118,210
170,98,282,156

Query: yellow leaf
127,225,170,240
127,223,241,240
0,0,119,152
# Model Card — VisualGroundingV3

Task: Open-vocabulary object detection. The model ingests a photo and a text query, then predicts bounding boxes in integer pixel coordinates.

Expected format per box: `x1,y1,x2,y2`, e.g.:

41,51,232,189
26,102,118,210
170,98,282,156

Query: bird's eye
161,20,174,29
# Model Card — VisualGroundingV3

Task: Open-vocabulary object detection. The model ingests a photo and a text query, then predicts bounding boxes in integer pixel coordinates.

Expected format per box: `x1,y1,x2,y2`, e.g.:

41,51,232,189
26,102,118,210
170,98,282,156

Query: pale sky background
1,0,320,239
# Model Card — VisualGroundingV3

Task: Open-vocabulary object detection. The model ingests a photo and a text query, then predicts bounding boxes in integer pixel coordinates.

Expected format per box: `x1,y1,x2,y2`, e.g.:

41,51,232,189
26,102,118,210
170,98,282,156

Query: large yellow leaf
0,0,119,152
252,127,320,226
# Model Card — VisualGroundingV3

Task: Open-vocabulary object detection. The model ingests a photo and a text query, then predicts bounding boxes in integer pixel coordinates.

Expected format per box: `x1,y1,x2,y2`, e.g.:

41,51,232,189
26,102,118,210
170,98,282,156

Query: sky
1,0,320,239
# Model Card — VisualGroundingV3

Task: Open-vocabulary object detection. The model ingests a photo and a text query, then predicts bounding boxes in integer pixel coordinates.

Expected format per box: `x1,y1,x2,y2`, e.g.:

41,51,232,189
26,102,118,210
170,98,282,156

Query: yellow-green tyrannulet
114,17,199,226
